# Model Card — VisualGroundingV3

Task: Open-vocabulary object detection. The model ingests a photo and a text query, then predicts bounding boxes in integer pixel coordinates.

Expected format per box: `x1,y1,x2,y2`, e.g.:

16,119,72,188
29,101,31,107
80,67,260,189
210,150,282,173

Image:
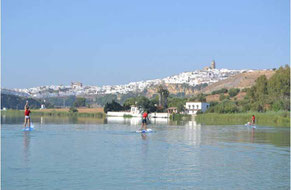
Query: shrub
228,88,240,97
69,107,78,113
211,88,228,95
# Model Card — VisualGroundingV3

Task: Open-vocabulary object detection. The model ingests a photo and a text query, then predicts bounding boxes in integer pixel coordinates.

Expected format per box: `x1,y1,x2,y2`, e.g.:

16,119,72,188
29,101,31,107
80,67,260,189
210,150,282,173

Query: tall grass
2,109,105,118
196,111,290,127
170,113,192,121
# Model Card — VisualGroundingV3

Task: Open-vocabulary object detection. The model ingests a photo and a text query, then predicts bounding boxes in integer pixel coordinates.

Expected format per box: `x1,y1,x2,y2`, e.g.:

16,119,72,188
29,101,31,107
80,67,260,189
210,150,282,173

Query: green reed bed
170,113,192,121
2,109,105,118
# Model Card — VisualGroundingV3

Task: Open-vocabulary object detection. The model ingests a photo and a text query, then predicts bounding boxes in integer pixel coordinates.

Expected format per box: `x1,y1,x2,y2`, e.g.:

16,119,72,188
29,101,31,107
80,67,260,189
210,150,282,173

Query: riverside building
185,102,210,115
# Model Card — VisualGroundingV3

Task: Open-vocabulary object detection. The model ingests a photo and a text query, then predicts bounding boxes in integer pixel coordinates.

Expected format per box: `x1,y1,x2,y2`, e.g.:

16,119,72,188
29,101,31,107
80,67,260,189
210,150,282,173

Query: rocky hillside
144,70,275,98
145,83,207,97
199,70,275,94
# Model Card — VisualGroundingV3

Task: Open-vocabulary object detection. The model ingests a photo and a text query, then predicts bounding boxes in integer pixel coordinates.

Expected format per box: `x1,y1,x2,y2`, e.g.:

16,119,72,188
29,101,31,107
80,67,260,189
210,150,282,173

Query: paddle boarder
24,105,31,128
251,115,255,125
141,111,148,130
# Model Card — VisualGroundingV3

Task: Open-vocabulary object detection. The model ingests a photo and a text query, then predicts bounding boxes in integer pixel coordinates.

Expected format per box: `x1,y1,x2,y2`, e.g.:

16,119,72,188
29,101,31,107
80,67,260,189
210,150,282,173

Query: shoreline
2,109,290,127
195,112,290,127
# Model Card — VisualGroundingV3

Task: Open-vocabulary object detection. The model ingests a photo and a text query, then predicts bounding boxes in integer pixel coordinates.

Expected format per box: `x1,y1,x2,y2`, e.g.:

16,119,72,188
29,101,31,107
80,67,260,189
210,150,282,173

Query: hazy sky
2,0,290,88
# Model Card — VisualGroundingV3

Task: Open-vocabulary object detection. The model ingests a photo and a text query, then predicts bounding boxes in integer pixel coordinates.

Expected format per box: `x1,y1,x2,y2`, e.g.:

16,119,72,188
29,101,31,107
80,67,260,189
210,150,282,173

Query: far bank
195,112,290,127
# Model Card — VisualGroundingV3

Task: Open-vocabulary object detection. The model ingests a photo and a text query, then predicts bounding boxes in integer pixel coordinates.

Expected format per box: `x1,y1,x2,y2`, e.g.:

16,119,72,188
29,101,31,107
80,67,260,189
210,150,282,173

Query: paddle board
245,123,256,128
22,127,34,131
136,129,153,133
22,123,34,131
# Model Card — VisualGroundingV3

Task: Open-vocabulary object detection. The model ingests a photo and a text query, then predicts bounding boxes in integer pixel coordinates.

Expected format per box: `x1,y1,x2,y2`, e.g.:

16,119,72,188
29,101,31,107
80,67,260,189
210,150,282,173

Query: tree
196,93,206,102
1,94,42,109
268,65,290,111
246,75,269,111
219,94,226,101
73,97,86,107
206,100,238,113
69,107,78,113
228,88,240,97
157,85,169,108
104,100,124,113
211,88,228,95
123,97,137,110
136,96,157,113
188,93,206,102
167,97,187,113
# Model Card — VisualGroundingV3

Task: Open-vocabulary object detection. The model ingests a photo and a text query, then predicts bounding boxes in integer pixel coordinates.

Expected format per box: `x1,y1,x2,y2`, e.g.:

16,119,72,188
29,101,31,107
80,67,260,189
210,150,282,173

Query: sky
2,0,290,88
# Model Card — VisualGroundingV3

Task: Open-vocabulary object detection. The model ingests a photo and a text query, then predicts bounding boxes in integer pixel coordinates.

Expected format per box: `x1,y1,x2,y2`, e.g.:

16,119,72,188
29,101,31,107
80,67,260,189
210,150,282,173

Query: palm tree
157,85,169,108
157,85,164,107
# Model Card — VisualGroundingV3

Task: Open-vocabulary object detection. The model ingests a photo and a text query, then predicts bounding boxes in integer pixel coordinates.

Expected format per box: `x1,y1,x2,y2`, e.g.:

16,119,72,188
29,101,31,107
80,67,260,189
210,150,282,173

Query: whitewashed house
130,106,141,115
185,102,210,115
107,106,142,117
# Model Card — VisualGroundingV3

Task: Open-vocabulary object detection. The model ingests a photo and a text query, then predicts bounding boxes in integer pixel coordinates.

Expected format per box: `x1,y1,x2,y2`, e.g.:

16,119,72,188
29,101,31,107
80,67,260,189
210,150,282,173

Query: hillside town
8,62,250,98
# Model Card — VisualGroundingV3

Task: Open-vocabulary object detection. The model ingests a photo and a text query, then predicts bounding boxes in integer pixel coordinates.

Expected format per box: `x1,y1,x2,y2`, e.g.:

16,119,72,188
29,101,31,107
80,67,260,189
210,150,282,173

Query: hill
1,93,42,110
199,70,275,94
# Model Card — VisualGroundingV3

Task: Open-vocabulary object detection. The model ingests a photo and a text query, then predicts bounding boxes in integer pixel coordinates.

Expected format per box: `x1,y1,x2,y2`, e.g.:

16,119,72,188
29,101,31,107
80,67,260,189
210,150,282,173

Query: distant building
71,82,83,89
211,60,216,69
203,60,216,70
168,107,178,114
185,102,210,115
107,106,142,117
130,106,142,115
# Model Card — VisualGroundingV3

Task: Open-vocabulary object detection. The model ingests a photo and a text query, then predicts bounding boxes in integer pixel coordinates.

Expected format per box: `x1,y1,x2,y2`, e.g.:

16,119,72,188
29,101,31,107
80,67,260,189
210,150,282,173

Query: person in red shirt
24,106,31,128
141,111,148,130
251,115,255,125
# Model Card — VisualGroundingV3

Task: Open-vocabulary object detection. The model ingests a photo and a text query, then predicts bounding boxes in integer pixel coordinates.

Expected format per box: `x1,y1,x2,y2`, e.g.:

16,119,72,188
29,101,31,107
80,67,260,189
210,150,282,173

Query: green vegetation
211,88,228,95
196,111,290,127
188,93,207,102
69,107,78,113
123,114,133,118
136,96,157,112
95,94,118,106
206,65,290,113
168,97,187,113
73,97,86,107
44,95,75,107
121,96,159,112
170,113,191,120
3,109,105,118
104,100,124,113
219,94,228,101
94,93,139,107
228,88,240,97
245,65,290,112
157,85,169,108
1,94,42,109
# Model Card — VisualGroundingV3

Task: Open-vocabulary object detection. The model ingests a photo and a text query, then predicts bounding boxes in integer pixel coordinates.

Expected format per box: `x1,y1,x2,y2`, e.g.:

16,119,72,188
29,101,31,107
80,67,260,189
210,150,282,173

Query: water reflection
106,117,141,125
106,117,172,126
150,118,169,125
23,131,31,163
2,114,6,123
2,114,183,126
1,115,289,148
184,120,202,146
251,128,255,143
141,133,147,140
40,116,44,124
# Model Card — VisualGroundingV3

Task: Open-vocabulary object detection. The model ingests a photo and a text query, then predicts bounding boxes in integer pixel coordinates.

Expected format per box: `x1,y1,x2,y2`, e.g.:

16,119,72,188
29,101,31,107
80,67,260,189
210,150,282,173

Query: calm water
1,116,290,190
